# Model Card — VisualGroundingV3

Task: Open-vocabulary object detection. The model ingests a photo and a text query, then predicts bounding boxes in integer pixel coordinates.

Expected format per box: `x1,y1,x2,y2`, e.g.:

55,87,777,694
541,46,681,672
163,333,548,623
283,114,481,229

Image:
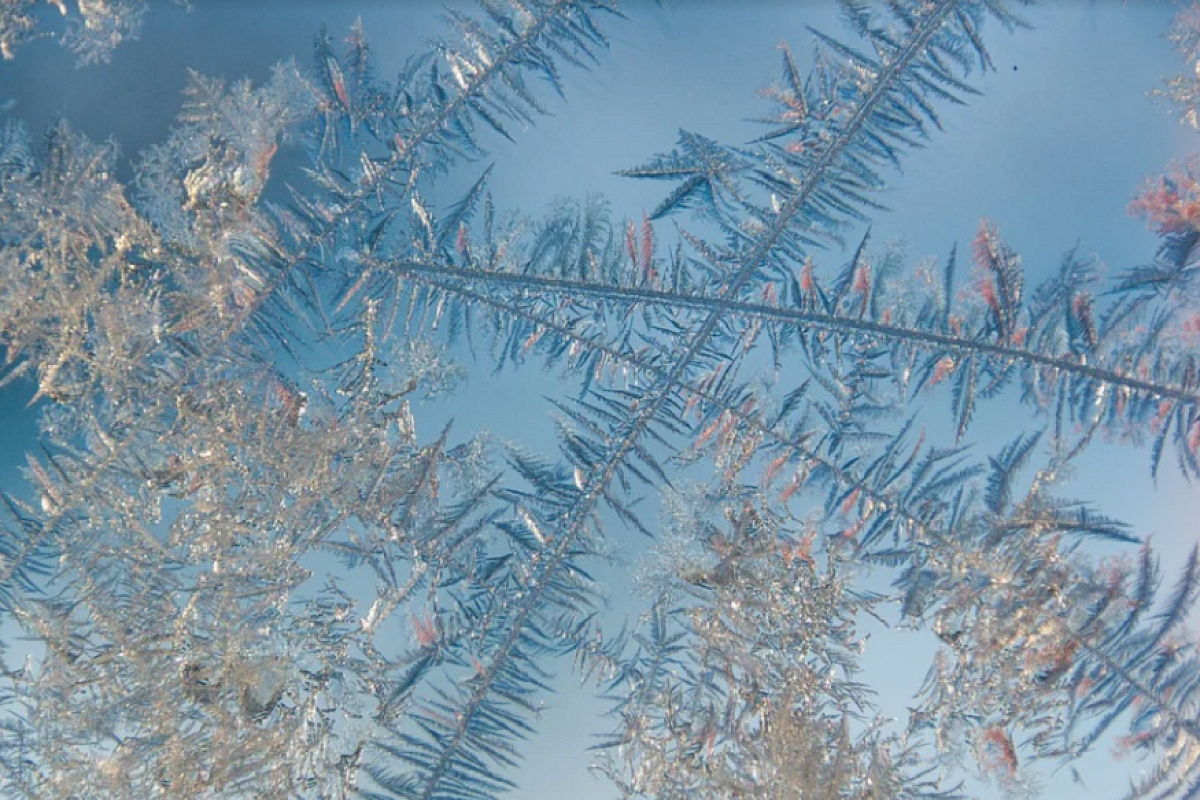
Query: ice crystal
0,2,1198,800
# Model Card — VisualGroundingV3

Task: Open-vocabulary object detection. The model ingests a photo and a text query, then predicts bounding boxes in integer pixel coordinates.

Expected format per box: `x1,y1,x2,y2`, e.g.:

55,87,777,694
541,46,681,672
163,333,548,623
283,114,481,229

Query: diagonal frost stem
408,3,976,797
376,255,1200,407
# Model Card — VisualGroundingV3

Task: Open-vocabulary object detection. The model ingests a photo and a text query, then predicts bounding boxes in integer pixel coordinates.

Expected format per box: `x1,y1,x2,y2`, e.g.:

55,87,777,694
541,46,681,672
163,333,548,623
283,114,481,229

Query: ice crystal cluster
0,0,174,65
0,2,1198,799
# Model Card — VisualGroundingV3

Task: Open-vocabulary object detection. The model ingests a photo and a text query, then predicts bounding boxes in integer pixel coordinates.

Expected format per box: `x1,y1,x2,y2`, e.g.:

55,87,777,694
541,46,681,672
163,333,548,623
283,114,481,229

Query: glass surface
0,3,1196,799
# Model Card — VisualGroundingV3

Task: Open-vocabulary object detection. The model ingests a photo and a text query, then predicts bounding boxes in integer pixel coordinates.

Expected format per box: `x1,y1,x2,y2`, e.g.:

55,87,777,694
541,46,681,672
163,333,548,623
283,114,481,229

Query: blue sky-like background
1,2,1198,799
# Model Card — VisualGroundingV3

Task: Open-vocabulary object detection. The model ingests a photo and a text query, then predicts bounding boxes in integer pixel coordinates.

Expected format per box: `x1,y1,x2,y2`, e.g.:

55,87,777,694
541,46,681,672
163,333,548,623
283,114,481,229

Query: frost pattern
0,2,1198,800
0,0,174,65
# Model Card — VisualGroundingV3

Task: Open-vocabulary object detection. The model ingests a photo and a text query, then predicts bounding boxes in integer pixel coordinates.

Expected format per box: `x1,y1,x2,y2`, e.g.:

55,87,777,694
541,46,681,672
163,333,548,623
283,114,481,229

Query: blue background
0,2,1196,798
